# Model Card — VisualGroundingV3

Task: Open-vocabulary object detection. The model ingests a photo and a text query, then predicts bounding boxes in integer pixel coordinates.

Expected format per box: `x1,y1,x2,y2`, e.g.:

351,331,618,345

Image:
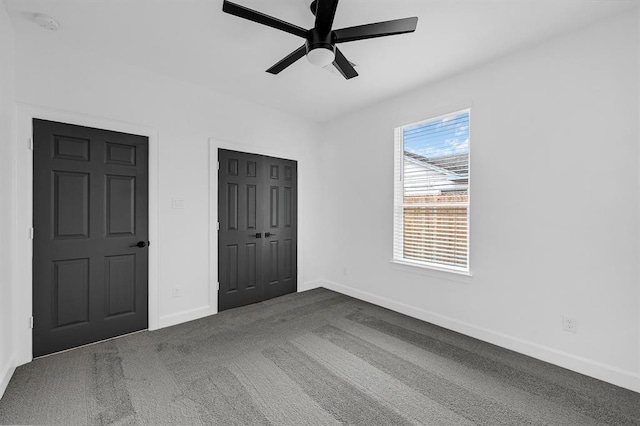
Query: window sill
389,259,473,284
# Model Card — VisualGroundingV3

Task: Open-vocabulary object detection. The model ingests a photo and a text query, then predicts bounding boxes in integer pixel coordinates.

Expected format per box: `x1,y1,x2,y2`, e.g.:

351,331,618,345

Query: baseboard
298,280,324,292
320,279,640,393
158,305,217,329
160,282,323,329
0,359,15,401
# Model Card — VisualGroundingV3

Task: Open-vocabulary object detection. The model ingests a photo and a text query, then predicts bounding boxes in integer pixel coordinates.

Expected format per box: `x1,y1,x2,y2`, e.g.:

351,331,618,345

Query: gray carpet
1,288,639,425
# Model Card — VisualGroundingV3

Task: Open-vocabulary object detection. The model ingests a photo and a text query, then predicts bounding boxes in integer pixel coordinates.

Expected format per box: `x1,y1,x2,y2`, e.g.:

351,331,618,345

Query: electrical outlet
172,288,180,298
562,316,577,333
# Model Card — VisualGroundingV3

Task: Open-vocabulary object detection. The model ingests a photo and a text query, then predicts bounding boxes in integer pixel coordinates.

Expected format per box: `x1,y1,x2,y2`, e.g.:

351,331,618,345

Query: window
393,109,470,273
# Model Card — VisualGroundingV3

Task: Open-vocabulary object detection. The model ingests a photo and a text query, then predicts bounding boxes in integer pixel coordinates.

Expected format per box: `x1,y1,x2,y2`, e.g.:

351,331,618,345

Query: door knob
250,233,262,238
265,232,277,237
130,241,147,248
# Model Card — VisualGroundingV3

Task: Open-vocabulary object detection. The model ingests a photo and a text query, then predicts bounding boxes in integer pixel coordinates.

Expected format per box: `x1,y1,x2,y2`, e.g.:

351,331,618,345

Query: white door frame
208,138,304,313
14,104,160,366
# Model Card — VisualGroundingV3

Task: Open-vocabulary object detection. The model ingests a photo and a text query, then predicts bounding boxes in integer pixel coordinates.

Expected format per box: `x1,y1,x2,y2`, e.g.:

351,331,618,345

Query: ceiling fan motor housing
306,27,334,55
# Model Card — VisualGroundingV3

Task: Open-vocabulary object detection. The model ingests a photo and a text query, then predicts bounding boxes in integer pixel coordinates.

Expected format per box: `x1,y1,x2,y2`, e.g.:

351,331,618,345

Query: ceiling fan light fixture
306,47,335,67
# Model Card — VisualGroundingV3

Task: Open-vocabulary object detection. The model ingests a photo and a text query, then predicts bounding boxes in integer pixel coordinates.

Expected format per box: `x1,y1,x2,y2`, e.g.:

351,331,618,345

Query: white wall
0,1,15,397
10,32,324,364
319,12,640,391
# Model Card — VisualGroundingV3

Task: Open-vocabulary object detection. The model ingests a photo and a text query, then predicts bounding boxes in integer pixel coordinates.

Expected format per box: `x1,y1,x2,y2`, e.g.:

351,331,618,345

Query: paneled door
32,119,149,357
218,149,297,311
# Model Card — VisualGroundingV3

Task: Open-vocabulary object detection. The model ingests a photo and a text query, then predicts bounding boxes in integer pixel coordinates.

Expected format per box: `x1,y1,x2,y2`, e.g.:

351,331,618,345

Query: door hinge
29,316,34,329
217,161,220,171
216,282,220,291
217,221,220,231
28,138,33,150
29,227,34,239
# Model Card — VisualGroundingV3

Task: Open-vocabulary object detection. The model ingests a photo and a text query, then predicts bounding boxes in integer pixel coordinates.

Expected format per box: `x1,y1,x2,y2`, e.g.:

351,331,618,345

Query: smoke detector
33,14,60,31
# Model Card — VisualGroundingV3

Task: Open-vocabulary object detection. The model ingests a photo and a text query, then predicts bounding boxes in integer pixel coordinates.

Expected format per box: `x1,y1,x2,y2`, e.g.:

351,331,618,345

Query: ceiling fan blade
266,45,307,74
333,48,358,79
334,17,418,43
314,0,339,35
222,1,308,39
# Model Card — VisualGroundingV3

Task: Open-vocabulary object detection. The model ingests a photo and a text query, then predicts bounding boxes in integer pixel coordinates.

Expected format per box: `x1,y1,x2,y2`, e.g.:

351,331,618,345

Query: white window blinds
393,110,470,272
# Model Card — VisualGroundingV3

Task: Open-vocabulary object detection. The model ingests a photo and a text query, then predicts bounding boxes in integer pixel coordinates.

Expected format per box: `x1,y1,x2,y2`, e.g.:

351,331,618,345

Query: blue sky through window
403,111,469,158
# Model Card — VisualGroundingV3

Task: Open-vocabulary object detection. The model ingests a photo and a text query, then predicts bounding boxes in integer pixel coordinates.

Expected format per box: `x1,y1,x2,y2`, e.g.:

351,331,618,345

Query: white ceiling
4,0,639,122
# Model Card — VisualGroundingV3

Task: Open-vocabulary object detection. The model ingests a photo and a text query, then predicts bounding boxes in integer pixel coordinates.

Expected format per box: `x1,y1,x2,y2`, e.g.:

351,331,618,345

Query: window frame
393,108,471,275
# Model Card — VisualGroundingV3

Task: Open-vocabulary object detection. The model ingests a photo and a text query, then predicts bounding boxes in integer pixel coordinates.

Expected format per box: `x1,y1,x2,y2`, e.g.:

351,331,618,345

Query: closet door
218,149,298,311
262,156,297,301
218,150,265,311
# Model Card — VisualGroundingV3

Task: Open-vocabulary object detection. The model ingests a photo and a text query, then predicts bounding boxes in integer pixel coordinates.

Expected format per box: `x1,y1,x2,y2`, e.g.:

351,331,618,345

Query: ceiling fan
222,0,418,79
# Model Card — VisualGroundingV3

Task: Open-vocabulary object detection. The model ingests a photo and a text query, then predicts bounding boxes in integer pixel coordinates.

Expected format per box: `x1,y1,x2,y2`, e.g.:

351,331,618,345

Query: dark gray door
218,149,297,311
33,119,149,357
